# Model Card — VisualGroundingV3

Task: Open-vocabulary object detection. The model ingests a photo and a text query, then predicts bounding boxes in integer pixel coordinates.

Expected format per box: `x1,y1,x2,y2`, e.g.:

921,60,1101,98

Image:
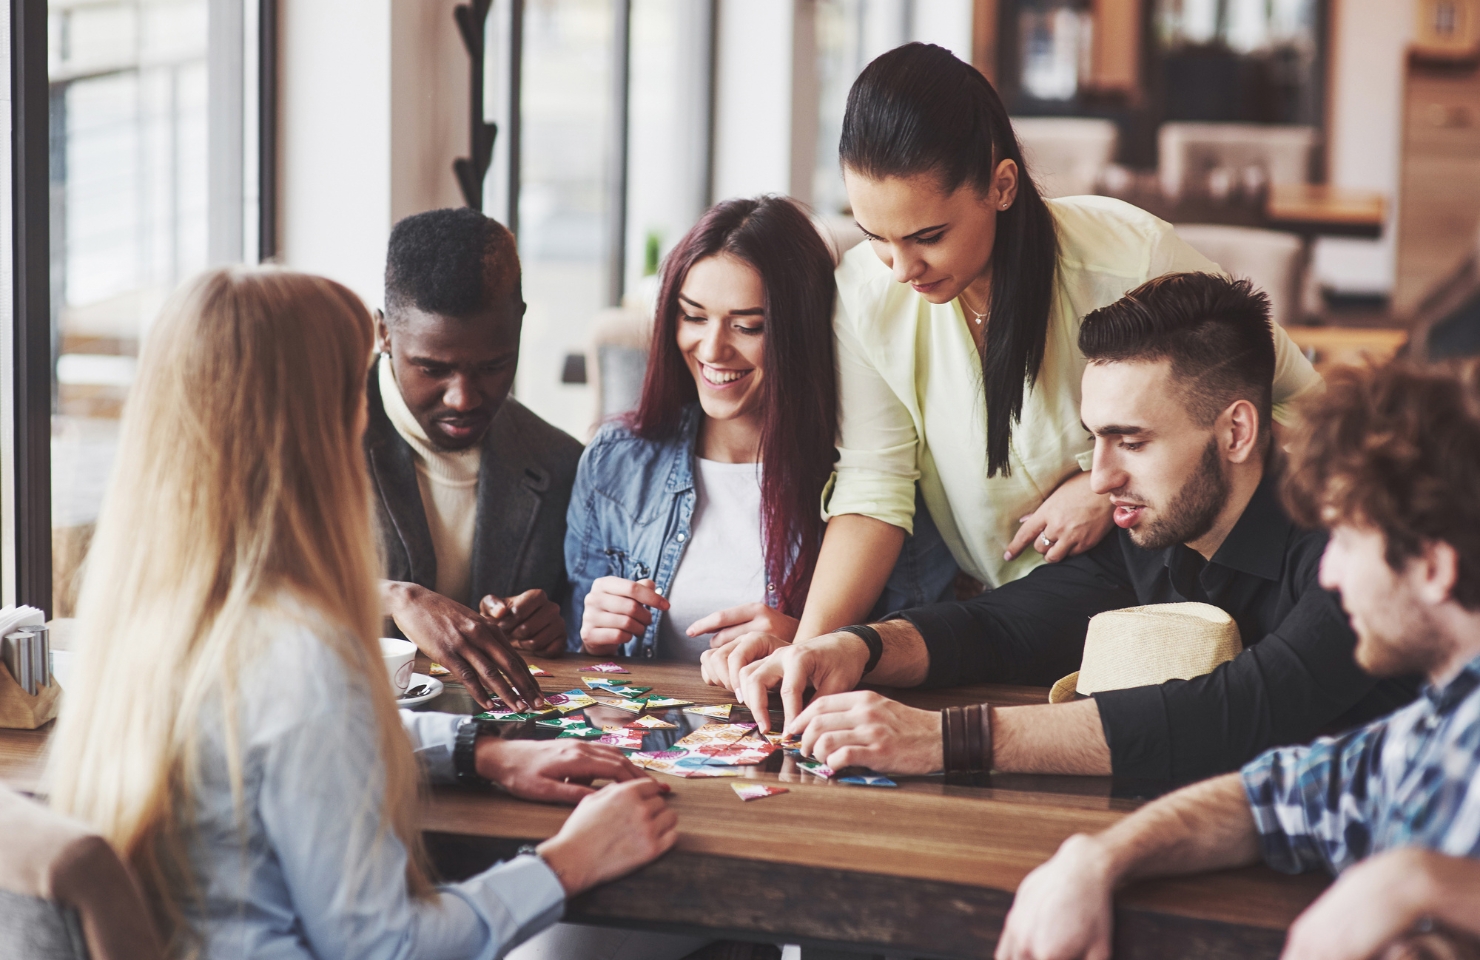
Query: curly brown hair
1283,358,1480,610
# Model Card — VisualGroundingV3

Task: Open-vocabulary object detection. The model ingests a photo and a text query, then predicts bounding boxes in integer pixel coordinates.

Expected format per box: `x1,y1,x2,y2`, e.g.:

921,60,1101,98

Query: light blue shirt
185,609,565,959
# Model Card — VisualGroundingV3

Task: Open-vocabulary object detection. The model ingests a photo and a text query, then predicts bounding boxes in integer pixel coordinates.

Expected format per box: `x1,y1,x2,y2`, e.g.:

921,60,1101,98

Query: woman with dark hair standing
713,43,1322,699
565,195,942,666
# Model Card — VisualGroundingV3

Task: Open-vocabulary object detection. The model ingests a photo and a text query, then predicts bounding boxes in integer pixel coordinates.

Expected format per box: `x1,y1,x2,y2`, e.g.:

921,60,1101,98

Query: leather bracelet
942,704,992,773
453,718,491,787
835,624,884,675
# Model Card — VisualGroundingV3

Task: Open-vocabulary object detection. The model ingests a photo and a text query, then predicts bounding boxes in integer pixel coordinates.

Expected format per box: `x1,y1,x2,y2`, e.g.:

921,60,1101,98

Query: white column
277,0,467,307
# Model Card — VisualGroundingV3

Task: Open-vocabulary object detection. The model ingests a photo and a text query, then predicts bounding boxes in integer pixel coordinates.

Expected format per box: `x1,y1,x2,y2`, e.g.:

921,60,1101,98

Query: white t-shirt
656,458,768,663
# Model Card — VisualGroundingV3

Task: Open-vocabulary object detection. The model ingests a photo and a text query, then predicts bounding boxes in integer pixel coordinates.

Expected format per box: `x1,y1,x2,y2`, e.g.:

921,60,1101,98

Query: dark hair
1283,359,1480,610
631,197,838,617
1078,273,1276,436
839,42,1058,477
384,207,521,319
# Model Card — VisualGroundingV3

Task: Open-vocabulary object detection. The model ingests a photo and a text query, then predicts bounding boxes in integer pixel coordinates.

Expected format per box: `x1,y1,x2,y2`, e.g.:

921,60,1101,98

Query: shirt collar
1204,472,1292,582
1424,650,1480,712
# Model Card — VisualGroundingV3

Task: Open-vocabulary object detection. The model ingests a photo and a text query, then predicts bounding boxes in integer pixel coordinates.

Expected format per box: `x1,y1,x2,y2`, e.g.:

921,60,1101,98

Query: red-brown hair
1283,358,1480,610
629,197,837,616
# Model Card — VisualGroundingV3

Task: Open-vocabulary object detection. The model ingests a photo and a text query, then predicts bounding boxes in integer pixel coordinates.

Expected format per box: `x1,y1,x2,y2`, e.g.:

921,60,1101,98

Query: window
47,0,265,615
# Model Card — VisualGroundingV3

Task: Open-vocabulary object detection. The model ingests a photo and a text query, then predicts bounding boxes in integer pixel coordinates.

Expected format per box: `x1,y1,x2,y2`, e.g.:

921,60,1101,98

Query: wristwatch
453,717,492,787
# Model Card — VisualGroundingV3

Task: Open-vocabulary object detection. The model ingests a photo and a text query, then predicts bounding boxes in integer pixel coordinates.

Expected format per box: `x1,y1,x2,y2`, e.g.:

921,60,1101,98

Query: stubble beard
1126,437,1229,552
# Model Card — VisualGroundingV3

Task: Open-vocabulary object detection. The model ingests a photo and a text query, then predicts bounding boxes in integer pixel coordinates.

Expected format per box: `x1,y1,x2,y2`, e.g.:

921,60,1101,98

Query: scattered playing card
557,726,603,739
597,731,645,749
732,782,789,802
674,724,755,750
591,696,646,713
427,662,451,677
477,710,536,721
683,704,734,720
627,715,678,729
612,684,653,699
581,662,631,674
527,664,551,677
536,716,588,729
643,696,694,709
631,751,743,778
546,690,598,713
839,774,897,787
797,760,835,779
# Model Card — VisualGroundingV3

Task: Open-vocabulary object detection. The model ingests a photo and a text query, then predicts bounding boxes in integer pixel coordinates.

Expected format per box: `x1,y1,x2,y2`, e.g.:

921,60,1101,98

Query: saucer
397,673,444,708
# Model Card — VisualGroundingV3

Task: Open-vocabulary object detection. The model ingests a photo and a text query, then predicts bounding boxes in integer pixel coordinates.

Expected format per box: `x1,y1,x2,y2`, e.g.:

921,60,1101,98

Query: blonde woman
45,269,677,958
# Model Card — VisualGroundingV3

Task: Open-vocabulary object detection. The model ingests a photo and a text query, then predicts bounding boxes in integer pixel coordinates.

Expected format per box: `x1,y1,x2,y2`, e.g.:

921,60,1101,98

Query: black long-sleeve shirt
892,476,1419,782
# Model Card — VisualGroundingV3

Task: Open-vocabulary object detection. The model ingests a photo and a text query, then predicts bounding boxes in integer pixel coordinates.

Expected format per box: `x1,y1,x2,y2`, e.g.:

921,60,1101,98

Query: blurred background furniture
1157,123,1317,199
0,784,165,960
1395,49,1480,317
1174,224,1305,327
1011,116,1119,197
1411,219,1480,360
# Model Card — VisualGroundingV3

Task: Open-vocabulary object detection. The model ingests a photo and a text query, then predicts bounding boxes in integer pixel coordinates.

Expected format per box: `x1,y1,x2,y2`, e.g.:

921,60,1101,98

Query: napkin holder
0,659,60,729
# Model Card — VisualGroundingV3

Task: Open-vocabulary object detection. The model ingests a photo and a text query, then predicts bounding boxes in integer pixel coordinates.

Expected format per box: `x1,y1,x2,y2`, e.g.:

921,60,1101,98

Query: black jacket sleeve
1093,537,1387,783
892,535,1140,688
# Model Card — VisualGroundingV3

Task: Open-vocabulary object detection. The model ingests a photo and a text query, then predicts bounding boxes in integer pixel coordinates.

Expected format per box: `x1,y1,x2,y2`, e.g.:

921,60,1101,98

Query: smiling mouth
700,364,753,386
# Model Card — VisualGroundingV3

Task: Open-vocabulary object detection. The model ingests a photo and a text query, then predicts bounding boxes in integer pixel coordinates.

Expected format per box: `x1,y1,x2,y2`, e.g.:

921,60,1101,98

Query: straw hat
1048,602,1242,703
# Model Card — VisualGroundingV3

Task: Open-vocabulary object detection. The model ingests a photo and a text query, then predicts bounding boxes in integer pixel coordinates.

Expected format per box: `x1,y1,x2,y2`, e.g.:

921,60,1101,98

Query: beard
1352,607,1454,679
1127,437,1229,551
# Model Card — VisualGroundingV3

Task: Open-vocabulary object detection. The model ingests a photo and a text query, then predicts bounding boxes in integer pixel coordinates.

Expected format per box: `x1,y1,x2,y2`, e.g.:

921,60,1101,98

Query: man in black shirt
735,273,1417,782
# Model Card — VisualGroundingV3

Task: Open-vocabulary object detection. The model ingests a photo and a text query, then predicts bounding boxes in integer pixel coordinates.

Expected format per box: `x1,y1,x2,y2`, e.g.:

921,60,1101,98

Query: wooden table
1096,184,1386,240
0,654,1327,959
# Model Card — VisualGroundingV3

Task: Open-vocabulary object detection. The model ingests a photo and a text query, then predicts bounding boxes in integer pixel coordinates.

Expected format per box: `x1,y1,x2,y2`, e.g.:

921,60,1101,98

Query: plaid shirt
1241,652,1480,875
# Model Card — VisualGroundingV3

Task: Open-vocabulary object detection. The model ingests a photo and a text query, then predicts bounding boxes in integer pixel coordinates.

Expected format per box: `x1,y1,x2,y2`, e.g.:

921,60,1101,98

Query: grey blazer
364,369,583,609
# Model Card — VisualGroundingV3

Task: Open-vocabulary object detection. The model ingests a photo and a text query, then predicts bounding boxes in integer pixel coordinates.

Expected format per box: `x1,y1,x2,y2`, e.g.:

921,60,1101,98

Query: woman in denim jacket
565,196,957,676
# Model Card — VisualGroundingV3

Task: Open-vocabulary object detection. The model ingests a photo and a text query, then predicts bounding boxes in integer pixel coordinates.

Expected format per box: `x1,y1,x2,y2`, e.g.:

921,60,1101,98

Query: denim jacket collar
665,404,703,494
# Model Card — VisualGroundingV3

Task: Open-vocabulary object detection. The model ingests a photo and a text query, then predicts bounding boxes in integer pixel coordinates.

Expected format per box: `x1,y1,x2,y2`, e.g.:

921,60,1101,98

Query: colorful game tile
839,774,897,787
591,696,647,713
581,662,631,674
535,716,589,729
427,662,451,677
597,731,645,749
527,664,551,677
611,685,653,699
627,715,678,730
683,704,735,720
546,690,598,713
643,696,694,709
557,726,603,739
732,782,789,802
797,760,835,779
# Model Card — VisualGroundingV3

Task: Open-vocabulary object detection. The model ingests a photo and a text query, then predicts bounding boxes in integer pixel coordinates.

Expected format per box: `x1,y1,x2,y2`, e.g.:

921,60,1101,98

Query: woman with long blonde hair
45,268,676,958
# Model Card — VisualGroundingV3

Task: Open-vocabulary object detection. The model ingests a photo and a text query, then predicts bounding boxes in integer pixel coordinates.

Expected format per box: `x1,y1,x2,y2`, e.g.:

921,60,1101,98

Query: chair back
1173,223,1305,327
1011,117,1119,198
1158,123,1316,198
0,785,165,960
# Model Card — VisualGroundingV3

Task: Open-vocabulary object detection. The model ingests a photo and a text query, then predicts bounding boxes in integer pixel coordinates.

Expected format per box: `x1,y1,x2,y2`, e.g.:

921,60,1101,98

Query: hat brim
1048,672,1081,704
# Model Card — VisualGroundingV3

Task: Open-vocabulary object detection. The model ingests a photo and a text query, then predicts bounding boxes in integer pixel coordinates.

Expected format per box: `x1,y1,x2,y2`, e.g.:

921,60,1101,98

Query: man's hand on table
792,691,942,775
481,588,566,656
995,833,1117,960
475,738,648,804
381,580,544,711
733,631,872,732
1280,848,1464,960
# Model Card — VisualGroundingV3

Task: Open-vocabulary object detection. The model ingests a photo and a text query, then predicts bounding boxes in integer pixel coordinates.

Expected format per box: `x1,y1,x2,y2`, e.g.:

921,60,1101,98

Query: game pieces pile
468,663,902,794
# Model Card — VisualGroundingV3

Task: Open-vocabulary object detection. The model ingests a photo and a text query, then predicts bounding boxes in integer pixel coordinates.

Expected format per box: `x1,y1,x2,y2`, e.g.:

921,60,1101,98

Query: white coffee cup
380,637,418,696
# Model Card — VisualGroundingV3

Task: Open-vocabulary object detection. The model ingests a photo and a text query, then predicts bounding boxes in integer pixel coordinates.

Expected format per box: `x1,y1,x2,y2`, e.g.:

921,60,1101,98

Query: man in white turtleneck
368,208,582,709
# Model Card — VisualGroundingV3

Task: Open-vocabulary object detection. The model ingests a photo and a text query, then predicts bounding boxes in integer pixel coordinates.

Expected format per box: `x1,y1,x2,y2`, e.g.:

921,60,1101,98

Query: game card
581,662,631,674
627,715,678,729
683,704,734,720
732,782,788,802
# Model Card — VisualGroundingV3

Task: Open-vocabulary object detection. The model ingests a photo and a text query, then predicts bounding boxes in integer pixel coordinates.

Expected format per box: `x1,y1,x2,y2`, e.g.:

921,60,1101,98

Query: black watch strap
835,624,884,675
453,718,491,787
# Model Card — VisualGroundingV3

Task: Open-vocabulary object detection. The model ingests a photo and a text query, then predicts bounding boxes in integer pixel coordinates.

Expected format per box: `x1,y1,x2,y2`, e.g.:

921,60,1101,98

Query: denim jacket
564,404,959,657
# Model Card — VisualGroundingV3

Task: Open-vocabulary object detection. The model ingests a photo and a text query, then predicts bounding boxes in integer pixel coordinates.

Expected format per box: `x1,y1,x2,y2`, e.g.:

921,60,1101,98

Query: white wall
278,0,466,307
1312,0,1416,296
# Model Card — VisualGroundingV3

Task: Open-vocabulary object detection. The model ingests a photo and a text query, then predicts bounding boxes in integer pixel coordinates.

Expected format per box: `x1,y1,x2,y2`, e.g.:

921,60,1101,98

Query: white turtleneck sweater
379,354,482,605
